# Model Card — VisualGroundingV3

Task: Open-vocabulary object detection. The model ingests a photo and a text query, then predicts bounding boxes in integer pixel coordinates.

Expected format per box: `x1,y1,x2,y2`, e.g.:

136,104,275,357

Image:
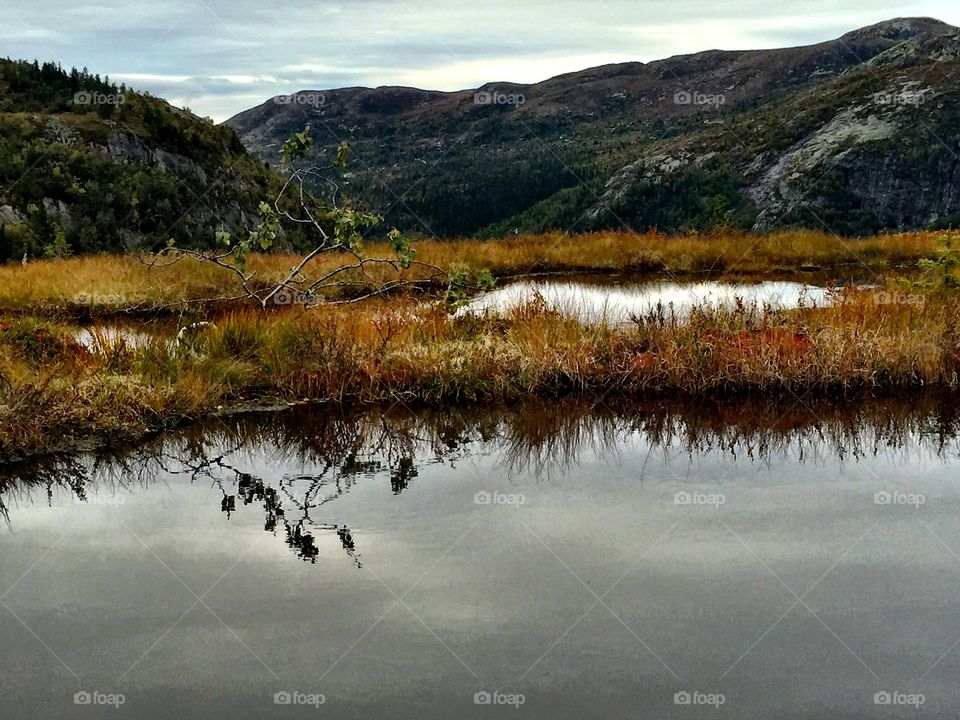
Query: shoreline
5,384,960,467
0,260,916,324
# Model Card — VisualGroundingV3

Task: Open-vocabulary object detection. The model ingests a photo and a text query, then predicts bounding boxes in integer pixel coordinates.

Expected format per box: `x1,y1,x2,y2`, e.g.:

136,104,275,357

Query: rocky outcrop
40,198,74,229
0,205,23,225
104,133,209,184
586,27,960,233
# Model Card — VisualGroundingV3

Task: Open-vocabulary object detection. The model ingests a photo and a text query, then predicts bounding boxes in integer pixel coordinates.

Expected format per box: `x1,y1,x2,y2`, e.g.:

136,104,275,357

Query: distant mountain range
3,17,959,262
227,17,960,238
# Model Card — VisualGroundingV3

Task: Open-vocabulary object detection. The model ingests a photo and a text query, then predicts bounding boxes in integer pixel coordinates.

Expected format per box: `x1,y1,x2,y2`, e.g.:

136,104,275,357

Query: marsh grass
2,228,956,458
0,229,941,315
2,276,959,459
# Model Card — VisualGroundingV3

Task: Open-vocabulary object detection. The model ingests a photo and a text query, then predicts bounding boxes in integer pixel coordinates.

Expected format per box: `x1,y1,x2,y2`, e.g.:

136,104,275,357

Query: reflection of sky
466,280,834,323
4,420,960,717
73,325,154,351
4,2,960,120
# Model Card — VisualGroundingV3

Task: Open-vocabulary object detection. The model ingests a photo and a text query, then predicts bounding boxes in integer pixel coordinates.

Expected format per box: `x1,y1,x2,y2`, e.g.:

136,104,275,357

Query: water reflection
4,395,959,562
464,279,836,323
73,324,156,351
6,396,960,718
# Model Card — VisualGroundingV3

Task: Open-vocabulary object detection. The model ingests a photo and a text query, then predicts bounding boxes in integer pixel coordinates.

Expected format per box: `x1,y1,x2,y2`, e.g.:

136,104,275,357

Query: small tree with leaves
916,233,960,292
151,125,493,308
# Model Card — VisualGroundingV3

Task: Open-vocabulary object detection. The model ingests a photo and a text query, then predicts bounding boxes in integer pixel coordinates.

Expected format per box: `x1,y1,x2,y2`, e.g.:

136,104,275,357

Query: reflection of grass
6,394,958,496
2,280,960,459
0,228,941,314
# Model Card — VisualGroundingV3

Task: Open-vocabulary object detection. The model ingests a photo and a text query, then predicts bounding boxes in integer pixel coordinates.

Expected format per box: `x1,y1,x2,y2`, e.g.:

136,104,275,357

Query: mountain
0,58,312,262
226,17,960,237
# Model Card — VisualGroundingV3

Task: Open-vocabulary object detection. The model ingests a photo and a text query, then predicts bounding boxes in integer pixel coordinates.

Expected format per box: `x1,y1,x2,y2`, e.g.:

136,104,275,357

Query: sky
3,0,960,121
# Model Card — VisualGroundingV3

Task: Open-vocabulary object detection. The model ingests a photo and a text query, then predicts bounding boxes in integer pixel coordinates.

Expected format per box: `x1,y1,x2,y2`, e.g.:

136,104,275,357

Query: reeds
0,229,941,315
2,281,959,459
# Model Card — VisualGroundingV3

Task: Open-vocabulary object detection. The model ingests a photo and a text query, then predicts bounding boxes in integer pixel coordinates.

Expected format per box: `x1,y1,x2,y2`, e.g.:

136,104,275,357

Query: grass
2,276,959,460
1,229,957,459
0,228,940,315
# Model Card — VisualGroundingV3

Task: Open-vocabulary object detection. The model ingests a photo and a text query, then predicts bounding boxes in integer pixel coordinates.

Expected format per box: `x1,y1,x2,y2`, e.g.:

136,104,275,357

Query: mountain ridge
226,16,960,237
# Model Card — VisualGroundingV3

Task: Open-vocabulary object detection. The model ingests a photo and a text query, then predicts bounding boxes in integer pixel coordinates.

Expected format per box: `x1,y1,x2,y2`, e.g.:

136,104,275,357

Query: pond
464,278,837,323
73,324,156,351
2,397,959,718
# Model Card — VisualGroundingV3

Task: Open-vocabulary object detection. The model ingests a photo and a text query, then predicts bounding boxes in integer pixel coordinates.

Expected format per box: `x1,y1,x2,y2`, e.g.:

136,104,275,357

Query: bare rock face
41,198,74,229
745,110,900,226
104,133,209,184
0,205,23,225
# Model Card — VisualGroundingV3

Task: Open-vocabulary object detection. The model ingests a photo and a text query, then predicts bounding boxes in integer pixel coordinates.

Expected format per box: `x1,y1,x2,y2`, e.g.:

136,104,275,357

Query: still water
74,324,155,351
2,397,960,719
465,278,835,323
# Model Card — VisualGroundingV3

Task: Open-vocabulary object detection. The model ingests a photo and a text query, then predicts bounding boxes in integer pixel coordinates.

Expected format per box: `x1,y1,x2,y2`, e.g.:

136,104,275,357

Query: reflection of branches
2,394,960,543
0,455,88,524
162,444,364,567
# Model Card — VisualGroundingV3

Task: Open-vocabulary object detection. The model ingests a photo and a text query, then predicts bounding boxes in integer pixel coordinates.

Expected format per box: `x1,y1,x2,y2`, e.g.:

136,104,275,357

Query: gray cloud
6,0,960,120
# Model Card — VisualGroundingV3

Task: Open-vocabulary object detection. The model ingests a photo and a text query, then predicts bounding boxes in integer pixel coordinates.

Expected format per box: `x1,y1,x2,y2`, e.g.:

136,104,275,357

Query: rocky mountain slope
0,59,310,262
227,17,960,237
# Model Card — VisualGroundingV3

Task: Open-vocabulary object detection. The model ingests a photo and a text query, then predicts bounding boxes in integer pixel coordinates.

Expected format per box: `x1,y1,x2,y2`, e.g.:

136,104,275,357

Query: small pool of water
465,279,835,323
74,324,155,351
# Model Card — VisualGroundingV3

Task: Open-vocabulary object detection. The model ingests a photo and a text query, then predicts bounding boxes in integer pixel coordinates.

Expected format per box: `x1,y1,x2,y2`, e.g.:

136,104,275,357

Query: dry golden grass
2,279,959,459
0,229,940,314
1,227,954,458
418,228,936,276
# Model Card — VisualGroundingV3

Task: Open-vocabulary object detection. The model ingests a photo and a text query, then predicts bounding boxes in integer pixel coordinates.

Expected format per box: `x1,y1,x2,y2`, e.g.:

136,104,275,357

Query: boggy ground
0,228,938,315
0,229,957,460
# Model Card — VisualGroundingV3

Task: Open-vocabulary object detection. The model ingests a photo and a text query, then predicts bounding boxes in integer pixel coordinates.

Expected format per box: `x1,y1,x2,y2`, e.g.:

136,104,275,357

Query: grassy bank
0,228,940,315
2,276,959,459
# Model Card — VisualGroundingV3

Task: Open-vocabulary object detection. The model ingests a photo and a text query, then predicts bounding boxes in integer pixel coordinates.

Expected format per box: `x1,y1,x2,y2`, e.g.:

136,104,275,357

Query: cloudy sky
4,0,960,121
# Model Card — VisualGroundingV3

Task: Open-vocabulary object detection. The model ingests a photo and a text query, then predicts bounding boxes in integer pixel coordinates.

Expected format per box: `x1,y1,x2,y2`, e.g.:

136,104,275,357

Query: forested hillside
0,58,311,262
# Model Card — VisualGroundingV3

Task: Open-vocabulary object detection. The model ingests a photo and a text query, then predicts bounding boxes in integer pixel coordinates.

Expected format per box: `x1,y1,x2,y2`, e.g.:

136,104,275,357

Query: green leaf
333,142,351,170
281,125,313,164
388,228,415,269
476,268,496,291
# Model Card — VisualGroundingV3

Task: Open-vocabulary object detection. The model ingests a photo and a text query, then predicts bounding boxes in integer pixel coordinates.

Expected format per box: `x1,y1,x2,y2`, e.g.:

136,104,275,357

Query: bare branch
146,127,491,311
